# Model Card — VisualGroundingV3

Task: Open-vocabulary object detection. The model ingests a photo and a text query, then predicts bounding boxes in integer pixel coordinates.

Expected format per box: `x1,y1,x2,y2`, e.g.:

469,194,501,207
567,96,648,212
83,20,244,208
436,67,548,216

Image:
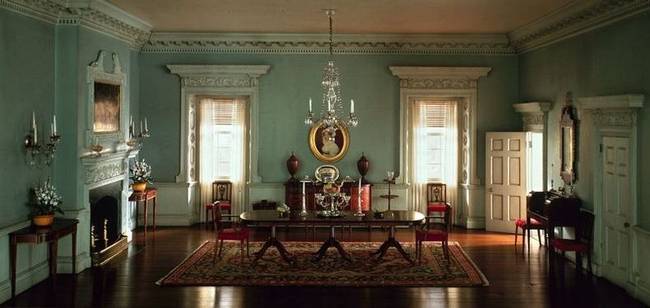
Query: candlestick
354,177,365,216
53,114,57,135
300,178,308,217
32,112,38,145
309,98,312,113
350,99,355,113
140,120,143,136
144,117,148,132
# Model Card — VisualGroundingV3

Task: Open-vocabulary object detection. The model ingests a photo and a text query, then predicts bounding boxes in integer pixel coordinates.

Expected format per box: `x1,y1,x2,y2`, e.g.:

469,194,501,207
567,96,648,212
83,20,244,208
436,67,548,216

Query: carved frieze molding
84,160,124,185
0,0,152,49
144,33,515,55
400,78,477,89
513,102,552,131
390,67,491,90
577,94,644,128
509,0,650,53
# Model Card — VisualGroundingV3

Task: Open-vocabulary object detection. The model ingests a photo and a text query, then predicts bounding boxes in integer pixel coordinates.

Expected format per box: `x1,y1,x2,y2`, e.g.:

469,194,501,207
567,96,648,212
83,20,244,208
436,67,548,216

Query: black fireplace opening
89,182,122,253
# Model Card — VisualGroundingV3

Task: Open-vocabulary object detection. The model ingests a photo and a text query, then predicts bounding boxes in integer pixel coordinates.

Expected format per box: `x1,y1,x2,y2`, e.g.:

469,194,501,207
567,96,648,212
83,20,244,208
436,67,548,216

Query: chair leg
537,229,542,247
218,239,224,257
514,225,519,248
587,251,593,274
522,227,526,254
246,238,250,257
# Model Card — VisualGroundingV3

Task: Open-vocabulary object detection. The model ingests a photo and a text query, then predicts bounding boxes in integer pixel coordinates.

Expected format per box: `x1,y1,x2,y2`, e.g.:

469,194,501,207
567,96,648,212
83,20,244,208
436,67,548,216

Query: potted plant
30,179,64,227
130,159,153,192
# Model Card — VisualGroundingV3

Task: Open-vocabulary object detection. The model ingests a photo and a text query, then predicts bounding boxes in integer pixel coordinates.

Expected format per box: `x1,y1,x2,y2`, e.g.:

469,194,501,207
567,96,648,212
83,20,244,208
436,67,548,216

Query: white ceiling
107,0,576,34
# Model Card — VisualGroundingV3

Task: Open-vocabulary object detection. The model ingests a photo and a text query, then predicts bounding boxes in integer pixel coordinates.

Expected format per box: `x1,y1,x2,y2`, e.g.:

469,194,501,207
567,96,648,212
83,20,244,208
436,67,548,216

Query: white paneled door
485,132,528,233
602,136,632,286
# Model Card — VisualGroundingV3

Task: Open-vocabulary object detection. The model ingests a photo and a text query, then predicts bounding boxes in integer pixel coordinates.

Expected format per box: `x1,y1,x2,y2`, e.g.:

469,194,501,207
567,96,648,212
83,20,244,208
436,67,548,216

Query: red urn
357,152,369,182
286,152,300,180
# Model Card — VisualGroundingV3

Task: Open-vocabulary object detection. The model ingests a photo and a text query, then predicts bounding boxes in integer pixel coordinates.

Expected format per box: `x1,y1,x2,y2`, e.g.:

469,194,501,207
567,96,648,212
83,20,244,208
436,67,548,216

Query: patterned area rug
157,241,488,287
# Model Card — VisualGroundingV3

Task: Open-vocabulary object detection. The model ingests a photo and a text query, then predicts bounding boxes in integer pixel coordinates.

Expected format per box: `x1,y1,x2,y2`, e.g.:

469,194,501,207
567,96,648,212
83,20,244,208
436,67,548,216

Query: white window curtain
198,97,248,216
411,99,458,220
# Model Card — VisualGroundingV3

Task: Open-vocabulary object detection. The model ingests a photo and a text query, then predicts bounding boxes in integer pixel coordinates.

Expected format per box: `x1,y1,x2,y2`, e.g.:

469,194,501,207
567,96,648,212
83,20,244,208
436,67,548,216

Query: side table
9,218,78,299
129,188,157,238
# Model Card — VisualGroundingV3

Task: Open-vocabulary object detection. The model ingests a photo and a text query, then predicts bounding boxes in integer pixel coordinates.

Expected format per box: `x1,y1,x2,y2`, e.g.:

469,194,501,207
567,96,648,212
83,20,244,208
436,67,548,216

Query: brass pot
32,214,54,227
132,182,147,192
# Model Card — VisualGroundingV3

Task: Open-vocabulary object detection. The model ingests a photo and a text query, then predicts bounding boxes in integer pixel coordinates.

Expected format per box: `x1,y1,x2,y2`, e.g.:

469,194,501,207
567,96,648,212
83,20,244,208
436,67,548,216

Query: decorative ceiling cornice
509,0,650,53
3,0,649,55
142,33,515,55
0,0,152,49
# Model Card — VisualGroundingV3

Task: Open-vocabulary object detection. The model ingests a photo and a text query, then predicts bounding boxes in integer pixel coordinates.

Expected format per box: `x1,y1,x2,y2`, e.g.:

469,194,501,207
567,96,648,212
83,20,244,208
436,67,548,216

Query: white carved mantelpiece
389,66,491,229
513,102,552,131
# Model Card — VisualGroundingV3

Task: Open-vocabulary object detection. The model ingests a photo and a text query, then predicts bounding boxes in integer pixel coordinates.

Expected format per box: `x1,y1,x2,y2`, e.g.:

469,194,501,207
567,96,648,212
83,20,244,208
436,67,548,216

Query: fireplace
89,181,128,266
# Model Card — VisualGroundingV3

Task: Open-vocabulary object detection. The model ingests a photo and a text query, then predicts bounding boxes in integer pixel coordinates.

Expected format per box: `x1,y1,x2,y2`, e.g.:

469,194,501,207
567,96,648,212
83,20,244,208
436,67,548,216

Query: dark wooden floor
4,226,647,308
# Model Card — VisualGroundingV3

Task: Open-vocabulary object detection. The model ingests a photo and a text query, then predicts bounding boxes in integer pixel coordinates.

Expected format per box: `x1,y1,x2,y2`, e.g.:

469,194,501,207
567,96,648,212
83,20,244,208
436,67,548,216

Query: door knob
624,222,630,228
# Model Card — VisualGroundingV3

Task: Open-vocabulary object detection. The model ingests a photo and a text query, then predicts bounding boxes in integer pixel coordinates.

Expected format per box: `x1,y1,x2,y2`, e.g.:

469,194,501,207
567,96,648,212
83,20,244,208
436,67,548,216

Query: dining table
239,210,425,265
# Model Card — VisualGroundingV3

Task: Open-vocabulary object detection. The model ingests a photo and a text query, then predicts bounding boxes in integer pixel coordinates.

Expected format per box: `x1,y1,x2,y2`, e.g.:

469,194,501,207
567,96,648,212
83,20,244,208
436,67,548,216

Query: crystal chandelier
305,9,358,129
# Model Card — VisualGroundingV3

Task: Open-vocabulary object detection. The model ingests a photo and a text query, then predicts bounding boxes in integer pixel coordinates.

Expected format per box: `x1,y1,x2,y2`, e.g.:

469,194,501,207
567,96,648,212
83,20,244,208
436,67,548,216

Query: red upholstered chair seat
218,228,249,241
218,202,231,210
515,218,544,228
427,202,447,213
415,229,448,242
551,239,589,253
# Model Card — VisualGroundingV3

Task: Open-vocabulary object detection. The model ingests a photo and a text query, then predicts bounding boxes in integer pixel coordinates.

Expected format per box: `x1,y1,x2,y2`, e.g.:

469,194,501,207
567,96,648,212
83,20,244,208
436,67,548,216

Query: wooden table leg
72,229,77,274
252,226,295,265
143,200,148,239
371,226,414,265
153,196,157,232
49,239,58,286
10,235,16,299
312,226,351,262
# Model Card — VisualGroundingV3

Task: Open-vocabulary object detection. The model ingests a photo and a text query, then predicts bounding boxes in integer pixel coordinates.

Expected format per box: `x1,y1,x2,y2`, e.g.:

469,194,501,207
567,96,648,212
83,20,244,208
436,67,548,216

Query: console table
129,188,157,238
9,218,78,299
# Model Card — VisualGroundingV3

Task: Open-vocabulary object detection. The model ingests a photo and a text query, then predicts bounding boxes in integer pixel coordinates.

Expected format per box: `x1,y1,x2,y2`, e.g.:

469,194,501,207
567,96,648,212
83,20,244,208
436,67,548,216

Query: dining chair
213,202,249,262
426,183,452,231
415,203,451,263
549,209,594,274
204,181,233,228
515,191,548,253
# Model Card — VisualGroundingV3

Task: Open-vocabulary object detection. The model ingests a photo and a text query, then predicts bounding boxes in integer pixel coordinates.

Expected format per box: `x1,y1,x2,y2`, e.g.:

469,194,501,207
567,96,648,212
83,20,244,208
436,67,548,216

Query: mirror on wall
559,93,577,184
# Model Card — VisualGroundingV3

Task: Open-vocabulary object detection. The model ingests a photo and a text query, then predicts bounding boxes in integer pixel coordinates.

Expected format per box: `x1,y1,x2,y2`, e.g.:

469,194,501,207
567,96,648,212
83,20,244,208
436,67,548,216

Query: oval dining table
240,210,425,265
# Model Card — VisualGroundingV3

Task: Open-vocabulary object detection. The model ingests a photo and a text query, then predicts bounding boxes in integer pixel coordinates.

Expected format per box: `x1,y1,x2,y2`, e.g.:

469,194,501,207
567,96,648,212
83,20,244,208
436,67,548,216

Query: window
415,100,457,183
198,97,247,212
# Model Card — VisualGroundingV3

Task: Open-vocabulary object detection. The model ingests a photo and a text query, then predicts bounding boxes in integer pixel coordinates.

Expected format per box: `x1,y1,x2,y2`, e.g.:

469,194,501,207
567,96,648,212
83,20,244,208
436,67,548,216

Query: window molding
390,66,490,228
167,65,270,185
514,102,552,190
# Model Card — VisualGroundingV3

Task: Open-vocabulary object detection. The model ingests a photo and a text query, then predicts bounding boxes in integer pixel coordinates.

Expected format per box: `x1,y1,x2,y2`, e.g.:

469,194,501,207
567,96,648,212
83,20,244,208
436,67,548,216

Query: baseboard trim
465,217,485,229
57,252,92,274
0,260,49,304
138,213,192,226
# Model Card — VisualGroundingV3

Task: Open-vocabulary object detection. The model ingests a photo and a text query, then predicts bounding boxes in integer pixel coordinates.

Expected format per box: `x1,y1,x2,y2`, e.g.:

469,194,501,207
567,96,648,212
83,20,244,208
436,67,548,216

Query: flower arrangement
31,179,64,216
130,159,153,184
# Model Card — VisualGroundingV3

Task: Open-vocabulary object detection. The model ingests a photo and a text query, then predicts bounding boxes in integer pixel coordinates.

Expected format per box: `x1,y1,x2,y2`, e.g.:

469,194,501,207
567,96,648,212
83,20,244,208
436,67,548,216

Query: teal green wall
519,12,650,226
139,54,519,184
0,9,55,227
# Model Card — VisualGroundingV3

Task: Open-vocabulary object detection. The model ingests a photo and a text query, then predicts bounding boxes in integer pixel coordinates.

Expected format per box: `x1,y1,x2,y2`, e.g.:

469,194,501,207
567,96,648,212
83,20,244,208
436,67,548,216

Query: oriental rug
157,241,488,287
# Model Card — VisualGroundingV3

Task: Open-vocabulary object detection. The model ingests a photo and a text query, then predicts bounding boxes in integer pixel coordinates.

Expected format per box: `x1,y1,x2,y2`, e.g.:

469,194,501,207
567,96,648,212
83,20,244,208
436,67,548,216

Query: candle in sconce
139,120,143,135
32,112,38,145
350,99,355,113
308,98,312,113
53,114,57,135
144,117,148,132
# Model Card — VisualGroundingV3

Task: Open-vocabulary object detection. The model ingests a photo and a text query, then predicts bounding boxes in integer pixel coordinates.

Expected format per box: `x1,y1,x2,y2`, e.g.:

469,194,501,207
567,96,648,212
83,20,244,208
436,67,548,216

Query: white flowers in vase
31,179,64,216
130,159,153,184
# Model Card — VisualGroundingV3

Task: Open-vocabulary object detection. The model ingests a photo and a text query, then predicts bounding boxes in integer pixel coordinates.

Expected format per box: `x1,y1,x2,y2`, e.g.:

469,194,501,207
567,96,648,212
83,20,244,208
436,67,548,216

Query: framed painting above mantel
86,50,128,152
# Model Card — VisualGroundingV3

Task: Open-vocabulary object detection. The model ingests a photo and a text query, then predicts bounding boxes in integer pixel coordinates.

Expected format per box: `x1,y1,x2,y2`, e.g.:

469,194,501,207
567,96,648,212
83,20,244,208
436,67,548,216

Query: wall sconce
126,116,150,147
25,112,61,167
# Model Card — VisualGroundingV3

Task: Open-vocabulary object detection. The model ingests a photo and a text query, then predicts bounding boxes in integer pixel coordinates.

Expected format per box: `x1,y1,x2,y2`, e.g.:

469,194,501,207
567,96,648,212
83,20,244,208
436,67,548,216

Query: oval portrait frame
308,120,350,163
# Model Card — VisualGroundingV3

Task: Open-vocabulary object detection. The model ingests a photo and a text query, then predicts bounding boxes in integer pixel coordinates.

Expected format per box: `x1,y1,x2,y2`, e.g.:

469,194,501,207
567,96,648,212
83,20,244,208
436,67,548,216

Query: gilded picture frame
308,120,350,163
